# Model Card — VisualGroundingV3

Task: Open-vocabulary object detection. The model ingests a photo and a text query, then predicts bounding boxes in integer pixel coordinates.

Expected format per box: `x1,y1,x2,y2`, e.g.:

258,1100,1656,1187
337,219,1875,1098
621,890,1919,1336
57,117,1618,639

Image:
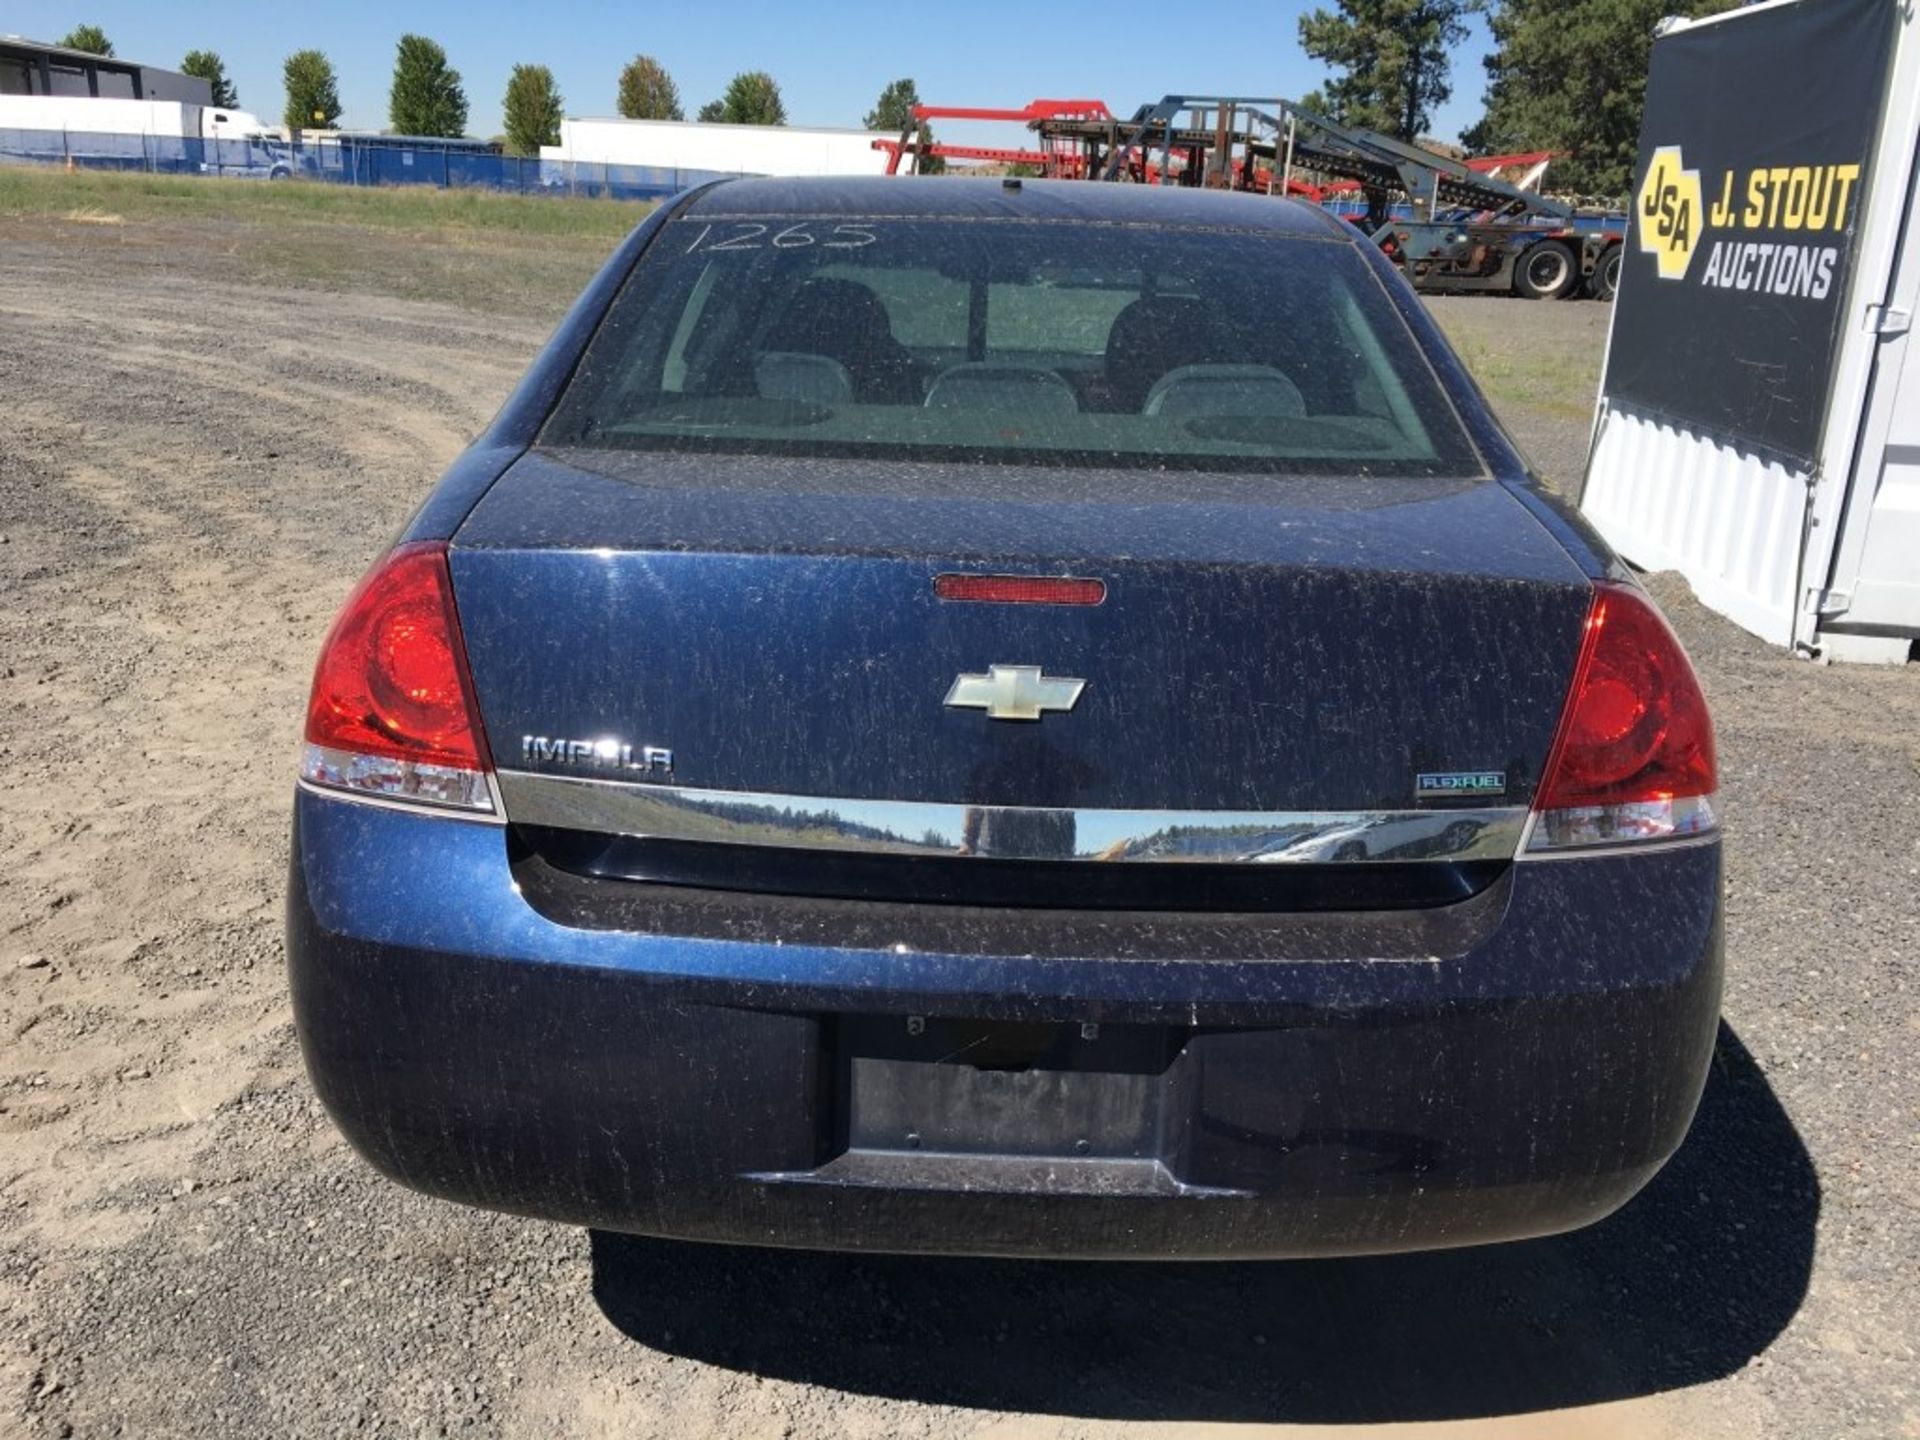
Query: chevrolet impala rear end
286,178,1722,1259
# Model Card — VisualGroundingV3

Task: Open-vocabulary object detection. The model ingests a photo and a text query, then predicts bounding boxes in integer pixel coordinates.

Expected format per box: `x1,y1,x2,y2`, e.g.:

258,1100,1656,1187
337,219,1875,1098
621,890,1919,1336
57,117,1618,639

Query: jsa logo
1637,146,1704,281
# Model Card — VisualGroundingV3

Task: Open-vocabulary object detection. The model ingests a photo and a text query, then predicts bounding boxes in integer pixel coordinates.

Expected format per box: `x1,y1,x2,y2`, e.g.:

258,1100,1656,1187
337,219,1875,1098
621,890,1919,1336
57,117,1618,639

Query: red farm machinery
877,95,1626,300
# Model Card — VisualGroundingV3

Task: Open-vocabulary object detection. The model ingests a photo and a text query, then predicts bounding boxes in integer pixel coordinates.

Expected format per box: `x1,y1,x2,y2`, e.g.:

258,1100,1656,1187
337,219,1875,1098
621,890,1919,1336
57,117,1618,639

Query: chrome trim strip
493,769,1528,865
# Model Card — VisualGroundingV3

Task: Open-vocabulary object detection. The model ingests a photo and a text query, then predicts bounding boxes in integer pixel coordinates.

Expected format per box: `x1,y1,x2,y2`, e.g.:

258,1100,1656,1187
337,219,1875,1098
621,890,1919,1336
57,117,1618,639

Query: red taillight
1529,582,1716,851
301,542,494,812
1540,584,1715,806
934,573,1107,606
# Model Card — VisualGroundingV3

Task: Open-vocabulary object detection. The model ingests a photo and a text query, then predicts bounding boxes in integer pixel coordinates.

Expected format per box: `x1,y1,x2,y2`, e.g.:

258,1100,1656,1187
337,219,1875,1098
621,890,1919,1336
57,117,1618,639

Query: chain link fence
1,128,732,202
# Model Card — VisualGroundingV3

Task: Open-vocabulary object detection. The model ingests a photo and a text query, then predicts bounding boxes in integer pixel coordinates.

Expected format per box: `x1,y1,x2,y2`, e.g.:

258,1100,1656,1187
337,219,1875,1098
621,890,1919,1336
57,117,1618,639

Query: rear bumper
287,789,1723,1259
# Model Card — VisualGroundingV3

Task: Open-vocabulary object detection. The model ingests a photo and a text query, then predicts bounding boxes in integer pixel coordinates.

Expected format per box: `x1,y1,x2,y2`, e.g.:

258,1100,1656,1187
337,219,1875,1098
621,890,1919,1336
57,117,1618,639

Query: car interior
551,220,1469,469
743,274,1370,423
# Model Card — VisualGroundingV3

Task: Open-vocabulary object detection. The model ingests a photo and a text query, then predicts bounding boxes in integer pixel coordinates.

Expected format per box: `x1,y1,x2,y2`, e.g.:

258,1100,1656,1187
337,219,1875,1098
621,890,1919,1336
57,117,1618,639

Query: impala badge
521,736,674,778
944,665,1086,722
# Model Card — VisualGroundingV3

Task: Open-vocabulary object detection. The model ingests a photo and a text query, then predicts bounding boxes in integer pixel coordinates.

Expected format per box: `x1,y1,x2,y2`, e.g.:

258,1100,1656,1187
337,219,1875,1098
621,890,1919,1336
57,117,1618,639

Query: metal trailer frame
882,94,1626,300
875,99,1117,177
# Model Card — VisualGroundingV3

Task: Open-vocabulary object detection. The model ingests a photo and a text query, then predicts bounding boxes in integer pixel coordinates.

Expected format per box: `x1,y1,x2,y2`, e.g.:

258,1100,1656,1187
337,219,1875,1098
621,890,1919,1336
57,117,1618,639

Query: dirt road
1,211,1915,1439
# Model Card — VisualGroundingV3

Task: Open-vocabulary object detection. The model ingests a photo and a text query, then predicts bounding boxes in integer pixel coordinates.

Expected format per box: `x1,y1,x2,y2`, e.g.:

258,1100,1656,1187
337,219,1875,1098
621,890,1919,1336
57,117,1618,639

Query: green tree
282,49,342,130
708,70,786,126
1297,0,1476,141
696,99,726,123
864,77,943,174
388,34,468,138
180,50,239,108
617,55,682,121
502,64,564,155
58,24,113,56
1465,0,1738,198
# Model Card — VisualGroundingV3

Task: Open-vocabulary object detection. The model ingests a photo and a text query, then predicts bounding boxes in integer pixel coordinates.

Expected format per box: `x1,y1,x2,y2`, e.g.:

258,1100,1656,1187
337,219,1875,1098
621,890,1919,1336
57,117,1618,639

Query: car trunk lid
448,450,1590,832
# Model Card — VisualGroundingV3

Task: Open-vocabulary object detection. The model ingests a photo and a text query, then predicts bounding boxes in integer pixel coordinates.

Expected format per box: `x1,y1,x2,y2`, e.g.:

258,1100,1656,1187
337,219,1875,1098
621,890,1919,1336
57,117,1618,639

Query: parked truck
1249,99,1624,300
0,94,296,178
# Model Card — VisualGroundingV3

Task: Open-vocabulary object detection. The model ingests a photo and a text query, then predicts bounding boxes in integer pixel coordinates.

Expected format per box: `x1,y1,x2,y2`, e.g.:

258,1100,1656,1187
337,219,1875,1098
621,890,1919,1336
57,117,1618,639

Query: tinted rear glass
543,216,1483,476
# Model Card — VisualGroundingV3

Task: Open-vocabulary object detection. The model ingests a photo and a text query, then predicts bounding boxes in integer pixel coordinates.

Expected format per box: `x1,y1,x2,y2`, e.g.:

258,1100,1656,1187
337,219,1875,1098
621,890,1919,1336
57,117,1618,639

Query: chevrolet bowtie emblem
944,665,1086,721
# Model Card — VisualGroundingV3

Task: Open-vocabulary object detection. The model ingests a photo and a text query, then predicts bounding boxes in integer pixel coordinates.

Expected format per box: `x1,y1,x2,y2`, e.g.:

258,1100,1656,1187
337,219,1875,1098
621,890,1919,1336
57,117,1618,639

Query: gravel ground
0,215,1915,1440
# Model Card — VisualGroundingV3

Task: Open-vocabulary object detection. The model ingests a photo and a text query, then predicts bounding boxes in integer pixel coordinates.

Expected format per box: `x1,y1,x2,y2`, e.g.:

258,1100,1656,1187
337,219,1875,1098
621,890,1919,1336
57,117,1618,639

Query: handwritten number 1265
684,222,878,253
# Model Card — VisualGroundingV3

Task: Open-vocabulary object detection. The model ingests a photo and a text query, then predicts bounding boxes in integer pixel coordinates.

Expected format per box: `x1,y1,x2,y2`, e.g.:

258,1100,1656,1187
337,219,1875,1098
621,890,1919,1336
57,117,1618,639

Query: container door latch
1866,303,1911,337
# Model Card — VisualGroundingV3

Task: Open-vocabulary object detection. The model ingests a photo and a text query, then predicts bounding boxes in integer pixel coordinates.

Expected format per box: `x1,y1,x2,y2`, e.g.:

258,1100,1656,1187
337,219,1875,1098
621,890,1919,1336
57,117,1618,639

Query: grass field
0,165,1605,419
1439,315,1606,421
0,165,644,236
0,165,645,315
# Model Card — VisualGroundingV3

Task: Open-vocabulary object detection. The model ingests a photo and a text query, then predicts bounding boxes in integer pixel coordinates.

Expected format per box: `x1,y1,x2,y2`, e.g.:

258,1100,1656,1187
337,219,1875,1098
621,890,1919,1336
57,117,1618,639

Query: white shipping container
542,116,892,179
1582,0,1920,663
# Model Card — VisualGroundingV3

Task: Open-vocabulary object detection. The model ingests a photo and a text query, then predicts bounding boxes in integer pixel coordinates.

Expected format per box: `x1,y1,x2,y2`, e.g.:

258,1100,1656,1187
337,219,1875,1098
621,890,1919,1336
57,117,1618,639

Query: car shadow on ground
589,1024,1814,1424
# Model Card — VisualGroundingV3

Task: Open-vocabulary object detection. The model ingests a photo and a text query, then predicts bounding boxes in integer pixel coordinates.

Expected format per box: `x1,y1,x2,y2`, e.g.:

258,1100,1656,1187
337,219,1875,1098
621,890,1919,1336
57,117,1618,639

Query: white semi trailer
539,116,891,181
0,94,293,176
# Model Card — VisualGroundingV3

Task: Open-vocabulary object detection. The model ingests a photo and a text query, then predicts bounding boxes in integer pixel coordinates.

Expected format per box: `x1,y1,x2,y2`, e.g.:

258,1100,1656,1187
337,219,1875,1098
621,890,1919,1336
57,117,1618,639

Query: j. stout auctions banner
1603,0,1897,465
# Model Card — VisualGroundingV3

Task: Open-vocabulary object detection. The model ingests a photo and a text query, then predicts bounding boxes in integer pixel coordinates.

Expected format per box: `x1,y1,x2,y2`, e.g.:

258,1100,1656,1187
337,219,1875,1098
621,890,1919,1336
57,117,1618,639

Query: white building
0,35,211,105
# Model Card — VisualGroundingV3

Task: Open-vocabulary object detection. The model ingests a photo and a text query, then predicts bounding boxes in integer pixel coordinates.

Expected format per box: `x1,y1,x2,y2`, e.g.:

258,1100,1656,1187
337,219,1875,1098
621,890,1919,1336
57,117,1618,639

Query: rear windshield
543,215,1483,476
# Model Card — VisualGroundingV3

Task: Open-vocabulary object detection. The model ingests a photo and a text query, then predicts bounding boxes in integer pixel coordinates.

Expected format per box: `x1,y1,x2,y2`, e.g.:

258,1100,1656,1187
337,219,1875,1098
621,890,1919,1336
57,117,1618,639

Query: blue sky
9,1,1499,145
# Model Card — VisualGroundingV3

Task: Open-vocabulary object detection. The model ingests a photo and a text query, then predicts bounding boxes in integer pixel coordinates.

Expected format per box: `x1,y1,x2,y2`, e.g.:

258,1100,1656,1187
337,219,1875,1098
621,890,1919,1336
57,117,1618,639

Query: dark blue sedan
287,177,1721,1258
